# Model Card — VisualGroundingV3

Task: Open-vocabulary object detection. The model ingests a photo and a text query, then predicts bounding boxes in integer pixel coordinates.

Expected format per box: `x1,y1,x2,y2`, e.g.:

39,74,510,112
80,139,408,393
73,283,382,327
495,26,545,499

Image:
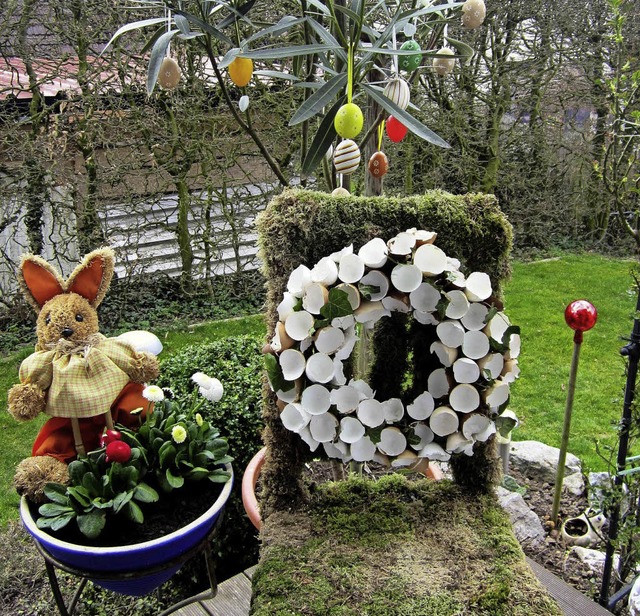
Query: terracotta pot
241,448,443,531
20,464,233,597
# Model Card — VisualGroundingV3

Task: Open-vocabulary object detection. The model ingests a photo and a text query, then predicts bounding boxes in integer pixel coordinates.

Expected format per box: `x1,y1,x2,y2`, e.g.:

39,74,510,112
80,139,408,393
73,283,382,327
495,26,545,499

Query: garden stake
551,300,597,525
600,287,640,607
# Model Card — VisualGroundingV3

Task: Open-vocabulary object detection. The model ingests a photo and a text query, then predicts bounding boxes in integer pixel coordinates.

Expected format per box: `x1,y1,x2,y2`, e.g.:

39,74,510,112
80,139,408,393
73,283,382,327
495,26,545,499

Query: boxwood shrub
158,334,265,578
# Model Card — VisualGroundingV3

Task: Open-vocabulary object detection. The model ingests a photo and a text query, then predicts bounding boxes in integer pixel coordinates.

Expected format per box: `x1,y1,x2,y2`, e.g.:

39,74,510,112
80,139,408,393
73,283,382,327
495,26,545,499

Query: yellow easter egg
229,57,254,87
334,103,364,139
157,57,181,90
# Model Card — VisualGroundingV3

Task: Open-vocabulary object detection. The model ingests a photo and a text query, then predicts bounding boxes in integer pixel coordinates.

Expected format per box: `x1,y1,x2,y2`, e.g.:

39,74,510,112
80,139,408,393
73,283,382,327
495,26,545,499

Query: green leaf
38,503,75,517
445,36,475,65
253,70,301,82
244,16,306,46
77,510,107,540
358,284,380,301
264,353,294,393
362,83,451,149
124,500,144,524
67,487,92,508
187,467,210,481
243,44,333,61
484,305,499,324
301,96,345,176
159,441,177,468
208,469,232,483
305,19,348,63
217,0,257,30
320,288,353,321
289,73,347,126
304,0,330,15
174,14,191,35
100,17,167,55
68,459,89,485
147,30,179,95
173,11,233,46
134,483,160,503
113,490,134,514
43,483,70,505
166,468,185,489
82,472,101,495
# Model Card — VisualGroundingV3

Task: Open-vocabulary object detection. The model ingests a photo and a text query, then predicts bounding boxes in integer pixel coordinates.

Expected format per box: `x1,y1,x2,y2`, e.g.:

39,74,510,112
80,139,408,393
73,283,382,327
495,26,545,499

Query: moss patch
251,476,561,616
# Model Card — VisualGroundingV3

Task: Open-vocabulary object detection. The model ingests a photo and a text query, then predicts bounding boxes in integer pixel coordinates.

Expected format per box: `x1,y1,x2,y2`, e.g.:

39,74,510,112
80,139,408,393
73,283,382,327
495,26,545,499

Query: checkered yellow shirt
19,335,140,419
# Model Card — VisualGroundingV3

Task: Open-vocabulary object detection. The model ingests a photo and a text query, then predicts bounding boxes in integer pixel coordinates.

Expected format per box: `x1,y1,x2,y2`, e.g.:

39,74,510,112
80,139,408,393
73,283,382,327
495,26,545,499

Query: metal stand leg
45,560,88,616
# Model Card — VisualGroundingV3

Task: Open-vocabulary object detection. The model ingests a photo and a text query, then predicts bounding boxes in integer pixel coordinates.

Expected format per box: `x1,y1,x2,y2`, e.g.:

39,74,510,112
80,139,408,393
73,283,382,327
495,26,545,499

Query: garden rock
510,440,581,484
567,546,618,577
563,471,585,497
495,486,546,549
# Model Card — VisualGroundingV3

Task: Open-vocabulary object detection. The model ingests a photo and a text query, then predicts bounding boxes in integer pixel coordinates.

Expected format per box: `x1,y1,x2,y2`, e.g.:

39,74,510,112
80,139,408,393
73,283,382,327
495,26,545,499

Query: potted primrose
20,374,233,597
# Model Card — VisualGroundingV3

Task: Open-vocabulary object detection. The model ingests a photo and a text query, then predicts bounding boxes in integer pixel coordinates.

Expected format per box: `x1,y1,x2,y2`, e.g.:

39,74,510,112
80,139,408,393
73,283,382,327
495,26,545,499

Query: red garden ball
564,300,597,332
105,440,132,464
386,115,408,143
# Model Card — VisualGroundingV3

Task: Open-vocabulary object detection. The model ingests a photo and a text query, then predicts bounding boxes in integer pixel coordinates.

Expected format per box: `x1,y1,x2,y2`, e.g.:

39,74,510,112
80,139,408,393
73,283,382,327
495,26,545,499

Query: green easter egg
334,103,364,139
399,40,422,72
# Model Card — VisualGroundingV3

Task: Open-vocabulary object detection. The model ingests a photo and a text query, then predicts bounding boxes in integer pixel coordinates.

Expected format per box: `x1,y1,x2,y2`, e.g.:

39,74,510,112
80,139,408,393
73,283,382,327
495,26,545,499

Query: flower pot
241,448,443,531
20,464,233,597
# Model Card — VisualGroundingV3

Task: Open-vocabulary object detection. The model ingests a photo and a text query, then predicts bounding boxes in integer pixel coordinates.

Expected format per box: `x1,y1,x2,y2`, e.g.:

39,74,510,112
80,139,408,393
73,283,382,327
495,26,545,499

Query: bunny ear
66,248,115,308
19,255,65,312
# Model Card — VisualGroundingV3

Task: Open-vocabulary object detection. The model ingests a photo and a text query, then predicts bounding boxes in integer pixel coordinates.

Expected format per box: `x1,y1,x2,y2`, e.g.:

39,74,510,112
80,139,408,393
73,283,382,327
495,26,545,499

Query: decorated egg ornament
368,151,389,178
333,139,361,175
228,57,254,87
334,103,364,139
399,40,422,72
462,0,487,29
157,57,181,90
386,115,408,143
383,78,410,110
433,48,456,76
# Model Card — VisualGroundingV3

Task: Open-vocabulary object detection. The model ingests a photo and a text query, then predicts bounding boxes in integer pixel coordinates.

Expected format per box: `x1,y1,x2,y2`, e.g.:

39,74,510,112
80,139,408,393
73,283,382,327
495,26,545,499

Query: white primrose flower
142,385,165,402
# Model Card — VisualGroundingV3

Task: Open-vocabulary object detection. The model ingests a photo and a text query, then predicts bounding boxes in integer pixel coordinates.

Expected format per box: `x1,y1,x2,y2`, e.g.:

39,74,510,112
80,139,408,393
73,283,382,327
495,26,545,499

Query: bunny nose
61,327,74,338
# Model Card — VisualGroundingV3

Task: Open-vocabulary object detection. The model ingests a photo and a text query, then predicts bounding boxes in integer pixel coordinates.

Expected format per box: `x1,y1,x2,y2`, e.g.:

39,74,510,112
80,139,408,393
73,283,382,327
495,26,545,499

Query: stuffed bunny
7,248,160,502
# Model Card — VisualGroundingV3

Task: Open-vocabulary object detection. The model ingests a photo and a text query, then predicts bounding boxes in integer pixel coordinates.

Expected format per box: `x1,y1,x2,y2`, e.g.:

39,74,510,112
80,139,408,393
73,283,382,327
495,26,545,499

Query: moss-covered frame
256,188,513,516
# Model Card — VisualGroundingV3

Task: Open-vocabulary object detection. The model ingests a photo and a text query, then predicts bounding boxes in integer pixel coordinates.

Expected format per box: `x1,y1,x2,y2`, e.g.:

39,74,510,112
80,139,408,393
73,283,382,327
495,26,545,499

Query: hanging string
377,121,385,152
166,8,172,56
392,26,398,75
347,42,354,104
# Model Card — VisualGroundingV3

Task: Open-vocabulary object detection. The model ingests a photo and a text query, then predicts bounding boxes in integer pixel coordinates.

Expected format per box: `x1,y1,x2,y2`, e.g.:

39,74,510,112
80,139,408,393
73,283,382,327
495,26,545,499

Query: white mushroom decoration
264,229,520,467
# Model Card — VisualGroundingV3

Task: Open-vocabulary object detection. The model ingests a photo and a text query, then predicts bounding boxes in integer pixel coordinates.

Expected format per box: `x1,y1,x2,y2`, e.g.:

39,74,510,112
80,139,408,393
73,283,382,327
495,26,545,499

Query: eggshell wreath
265,229,520,468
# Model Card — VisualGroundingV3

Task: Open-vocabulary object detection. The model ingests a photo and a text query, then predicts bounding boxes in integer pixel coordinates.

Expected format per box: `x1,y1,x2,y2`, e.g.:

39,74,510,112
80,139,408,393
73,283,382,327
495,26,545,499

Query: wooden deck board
526,557,612,616
173,560,613,616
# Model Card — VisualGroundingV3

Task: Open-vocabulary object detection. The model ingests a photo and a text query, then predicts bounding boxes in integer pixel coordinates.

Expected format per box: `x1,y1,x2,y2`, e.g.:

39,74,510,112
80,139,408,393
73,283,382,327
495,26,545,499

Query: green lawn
504,255,636,472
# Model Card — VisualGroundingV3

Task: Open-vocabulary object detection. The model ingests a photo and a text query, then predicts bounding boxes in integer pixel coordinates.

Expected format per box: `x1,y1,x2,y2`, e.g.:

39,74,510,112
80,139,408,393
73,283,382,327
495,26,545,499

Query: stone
510,440,581,484
588,471,613,509
563,471,585,497
567,546,618,577
496,486,546,549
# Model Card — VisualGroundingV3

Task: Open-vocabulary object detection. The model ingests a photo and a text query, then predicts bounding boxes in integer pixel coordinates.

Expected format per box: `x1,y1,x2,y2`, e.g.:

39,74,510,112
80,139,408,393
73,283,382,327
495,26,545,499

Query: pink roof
0,56,137,100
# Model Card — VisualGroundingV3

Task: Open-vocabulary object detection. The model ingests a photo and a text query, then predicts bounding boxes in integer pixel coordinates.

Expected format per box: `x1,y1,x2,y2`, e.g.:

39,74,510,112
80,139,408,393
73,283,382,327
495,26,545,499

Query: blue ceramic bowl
20,465,233,596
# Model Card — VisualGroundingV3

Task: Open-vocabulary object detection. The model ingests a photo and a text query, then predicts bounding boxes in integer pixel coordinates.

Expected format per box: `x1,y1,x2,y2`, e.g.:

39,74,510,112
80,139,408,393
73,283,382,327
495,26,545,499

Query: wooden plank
526,557,612,616
199,572,252,616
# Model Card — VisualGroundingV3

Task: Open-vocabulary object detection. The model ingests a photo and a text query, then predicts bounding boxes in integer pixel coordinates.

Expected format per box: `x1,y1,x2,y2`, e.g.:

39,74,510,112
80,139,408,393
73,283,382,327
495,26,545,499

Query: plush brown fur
14,456,69,504
7,247,159,502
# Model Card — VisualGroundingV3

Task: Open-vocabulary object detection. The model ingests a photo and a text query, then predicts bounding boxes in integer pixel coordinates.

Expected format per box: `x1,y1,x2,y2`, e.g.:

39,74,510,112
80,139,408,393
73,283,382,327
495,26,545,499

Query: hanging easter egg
228,57,254,87
386,115,408,143
332,187,351,197
399,40,422,72
404,23,417,37
368,151,389,178
157,57,181,90
334,103,364,139
383,78,410,111
334,139,361,175
433,48,456,76
239,95,250,112
462,0,486,29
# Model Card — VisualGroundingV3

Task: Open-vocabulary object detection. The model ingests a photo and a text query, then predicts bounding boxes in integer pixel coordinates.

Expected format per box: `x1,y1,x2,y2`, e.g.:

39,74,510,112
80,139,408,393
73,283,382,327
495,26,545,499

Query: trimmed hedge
257,189,513,515
158,335,265,578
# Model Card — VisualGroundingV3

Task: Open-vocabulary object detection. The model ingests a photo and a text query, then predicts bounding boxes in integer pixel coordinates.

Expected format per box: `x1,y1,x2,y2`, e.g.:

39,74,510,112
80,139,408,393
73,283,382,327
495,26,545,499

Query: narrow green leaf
253,70,301,82
306,19,348,63
38,503,75,517
174,14,191,35
217,0,257,30
445,36,475,65
362,83,451,149
301,97,345,175
304,0,331,15
174,11,233,46
243,16,306,46
242,44,333,61
147,30,179,95
124,500,144,524
289,73,347,126
332,4,360,23
140,25,166,56
113,491,134,513
101,17,167,55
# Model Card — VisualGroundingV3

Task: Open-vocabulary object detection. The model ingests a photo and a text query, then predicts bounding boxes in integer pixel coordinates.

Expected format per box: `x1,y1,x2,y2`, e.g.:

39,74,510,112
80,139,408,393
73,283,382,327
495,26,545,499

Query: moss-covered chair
250,188,561,615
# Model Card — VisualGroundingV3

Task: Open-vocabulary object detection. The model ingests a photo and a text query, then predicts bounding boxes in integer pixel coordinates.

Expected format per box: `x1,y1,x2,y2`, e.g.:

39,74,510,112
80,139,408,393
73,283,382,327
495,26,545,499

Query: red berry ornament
386,115,408,143
565,299,597,343
106,440,132,464
100,429,122,447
